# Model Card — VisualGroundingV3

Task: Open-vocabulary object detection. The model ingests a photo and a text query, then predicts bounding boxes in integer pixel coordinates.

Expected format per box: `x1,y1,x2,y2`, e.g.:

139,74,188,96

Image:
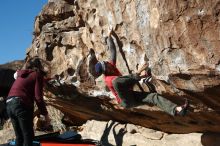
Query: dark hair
25,57,46,76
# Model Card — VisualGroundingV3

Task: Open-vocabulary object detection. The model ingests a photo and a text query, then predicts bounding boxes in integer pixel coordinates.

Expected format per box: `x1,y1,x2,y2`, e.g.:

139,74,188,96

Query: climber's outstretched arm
107,31,117,65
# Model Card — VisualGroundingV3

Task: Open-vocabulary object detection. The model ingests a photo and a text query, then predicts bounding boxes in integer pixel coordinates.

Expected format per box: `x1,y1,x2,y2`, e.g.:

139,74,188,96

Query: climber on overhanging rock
93,30,123,106
92,29,189,116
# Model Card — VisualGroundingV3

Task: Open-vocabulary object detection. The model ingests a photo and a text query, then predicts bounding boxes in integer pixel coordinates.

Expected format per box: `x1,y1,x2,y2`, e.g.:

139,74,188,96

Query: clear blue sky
0,0,47,64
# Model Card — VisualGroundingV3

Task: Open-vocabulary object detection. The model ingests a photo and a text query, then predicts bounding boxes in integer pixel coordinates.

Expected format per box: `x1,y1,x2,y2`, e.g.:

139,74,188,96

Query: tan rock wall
29,0,220,90
25,0,220,133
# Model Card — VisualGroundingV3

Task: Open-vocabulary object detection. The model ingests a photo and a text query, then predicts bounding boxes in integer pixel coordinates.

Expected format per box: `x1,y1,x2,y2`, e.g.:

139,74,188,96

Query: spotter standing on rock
6,57,51,146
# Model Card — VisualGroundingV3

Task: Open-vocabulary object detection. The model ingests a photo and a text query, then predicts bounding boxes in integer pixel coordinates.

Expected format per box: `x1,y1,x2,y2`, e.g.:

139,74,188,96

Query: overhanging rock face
26,0,220,133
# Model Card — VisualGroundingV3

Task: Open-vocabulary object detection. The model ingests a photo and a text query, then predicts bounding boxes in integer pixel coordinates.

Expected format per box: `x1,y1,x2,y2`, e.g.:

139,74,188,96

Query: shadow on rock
112,123,127,146
100,121,115,146
201,132,220,146
100,121,127,146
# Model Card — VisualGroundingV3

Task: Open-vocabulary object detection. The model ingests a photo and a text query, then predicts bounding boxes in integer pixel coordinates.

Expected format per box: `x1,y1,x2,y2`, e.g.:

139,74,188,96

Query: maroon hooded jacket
8,69,48,115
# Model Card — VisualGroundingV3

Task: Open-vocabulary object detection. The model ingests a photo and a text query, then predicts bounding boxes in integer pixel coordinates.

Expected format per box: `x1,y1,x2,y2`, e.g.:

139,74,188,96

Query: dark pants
112,74,177,116
6,97,34,146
